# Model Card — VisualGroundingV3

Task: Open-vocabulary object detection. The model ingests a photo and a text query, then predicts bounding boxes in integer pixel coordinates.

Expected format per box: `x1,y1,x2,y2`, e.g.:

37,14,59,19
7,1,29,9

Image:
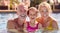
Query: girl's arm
38,23,42,29
37,23,44,33
38,23,44,30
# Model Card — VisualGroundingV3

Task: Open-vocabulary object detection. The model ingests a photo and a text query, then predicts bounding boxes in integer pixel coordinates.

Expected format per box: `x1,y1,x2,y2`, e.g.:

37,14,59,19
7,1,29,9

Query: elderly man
7,3,28,33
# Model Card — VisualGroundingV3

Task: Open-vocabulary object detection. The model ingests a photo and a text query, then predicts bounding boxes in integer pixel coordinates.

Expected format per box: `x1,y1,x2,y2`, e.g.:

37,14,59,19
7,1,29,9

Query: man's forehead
17,5,28,11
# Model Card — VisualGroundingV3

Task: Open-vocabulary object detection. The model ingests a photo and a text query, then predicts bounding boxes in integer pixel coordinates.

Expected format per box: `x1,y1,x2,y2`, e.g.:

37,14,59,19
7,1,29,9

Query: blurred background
0,0,60,31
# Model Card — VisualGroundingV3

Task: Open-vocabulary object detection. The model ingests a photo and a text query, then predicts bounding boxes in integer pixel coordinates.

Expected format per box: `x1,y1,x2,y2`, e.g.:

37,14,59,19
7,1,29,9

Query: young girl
24,7,42,33
36,1,59,32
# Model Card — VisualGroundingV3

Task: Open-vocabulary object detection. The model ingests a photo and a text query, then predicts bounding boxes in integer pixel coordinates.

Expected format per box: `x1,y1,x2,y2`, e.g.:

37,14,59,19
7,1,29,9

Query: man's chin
20,19,25,21
31,18,35,21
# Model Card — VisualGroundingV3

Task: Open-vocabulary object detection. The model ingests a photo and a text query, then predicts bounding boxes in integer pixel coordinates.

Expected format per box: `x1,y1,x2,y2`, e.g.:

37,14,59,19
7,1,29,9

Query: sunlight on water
0,13,60,33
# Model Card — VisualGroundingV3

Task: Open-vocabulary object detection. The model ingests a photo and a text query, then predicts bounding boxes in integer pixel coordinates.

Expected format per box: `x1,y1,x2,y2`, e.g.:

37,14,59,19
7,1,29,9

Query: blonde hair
38,2,52,13
27,7,38,15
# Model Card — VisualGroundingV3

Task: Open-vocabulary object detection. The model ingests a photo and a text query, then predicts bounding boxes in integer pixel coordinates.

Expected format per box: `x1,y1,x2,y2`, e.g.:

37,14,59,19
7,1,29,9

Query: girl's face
40,7,49,18
29,9,37,20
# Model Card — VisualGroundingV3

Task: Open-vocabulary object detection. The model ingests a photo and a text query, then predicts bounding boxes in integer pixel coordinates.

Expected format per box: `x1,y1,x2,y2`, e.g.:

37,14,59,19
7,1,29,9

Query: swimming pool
0,13,60,31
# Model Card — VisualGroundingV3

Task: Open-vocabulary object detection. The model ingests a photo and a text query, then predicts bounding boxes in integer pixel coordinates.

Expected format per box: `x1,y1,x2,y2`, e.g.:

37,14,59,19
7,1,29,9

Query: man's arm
7,20,15,29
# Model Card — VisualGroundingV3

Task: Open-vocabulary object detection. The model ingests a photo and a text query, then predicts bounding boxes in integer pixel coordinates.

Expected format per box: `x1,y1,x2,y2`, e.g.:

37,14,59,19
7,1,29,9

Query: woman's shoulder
49,16,58,26
50,16,59,30
50,16,57,22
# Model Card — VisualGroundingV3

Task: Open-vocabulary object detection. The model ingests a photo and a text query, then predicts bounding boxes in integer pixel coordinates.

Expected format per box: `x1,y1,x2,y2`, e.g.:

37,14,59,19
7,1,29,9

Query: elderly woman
36,0,59,33
7,3,28,33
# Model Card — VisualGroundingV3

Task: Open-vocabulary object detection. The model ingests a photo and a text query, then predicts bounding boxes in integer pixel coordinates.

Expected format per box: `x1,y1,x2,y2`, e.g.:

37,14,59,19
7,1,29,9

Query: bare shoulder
50,16,59,30
7,18,18,29
8,18,18,22
8,19,14,22
50,16,58,23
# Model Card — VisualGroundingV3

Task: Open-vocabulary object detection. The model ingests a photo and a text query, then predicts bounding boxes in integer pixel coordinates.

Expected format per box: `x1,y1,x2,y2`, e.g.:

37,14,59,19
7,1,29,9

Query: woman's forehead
40,7,48,12
40,6,47,10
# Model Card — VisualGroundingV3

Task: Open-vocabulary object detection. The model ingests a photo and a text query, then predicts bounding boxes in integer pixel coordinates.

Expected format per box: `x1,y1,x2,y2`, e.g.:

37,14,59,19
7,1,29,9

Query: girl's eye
41,10,48,12
41,11,44,12
30,14,32,15
30,14,36,16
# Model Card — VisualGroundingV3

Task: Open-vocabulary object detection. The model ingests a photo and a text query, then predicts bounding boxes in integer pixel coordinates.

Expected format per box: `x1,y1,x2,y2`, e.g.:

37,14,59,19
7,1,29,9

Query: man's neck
18,18,24,25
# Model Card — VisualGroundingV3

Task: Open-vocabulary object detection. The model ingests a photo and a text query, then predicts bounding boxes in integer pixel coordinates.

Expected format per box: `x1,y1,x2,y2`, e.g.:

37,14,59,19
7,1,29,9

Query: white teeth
21,15,25,16
44,14,46,16
20,14,26,17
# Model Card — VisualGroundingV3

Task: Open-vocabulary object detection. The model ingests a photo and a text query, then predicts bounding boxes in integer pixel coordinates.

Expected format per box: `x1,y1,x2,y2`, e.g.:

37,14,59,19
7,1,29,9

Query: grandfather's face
17,6,27,20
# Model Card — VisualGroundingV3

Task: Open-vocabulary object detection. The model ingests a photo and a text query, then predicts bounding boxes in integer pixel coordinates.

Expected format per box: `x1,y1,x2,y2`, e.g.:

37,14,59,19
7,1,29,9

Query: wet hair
27,7,38,15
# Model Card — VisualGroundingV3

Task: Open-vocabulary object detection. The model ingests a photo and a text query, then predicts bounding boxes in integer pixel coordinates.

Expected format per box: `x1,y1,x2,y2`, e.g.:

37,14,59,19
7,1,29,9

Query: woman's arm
52,20,59,30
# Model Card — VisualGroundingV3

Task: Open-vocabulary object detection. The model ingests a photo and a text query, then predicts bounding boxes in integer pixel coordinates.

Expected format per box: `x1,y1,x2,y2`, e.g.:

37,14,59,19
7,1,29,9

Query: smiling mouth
31,18,35,19
20,15,26,17
44,15,47,16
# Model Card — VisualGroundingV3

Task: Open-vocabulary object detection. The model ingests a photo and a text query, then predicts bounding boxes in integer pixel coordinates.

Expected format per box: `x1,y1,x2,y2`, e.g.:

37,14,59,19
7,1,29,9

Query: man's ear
16,13,18,15
16,10,19,15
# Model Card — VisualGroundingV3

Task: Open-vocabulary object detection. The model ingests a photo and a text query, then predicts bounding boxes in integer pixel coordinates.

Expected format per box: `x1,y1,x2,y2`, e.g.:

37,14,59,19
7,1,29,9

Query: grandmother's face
40,7,49,17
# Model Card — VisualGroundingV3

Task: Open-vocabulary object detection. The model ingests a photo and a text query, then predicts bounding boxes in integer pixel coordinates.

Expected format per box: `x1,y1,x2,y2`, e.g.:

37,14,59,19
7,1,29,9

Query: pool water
0,13,60,33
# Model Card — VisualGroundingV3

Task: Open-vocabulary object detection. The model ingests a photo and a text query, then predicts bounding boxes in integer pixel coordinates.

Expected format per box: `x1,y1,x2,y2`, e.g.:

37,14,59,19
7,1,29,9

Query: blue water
0,13,60,30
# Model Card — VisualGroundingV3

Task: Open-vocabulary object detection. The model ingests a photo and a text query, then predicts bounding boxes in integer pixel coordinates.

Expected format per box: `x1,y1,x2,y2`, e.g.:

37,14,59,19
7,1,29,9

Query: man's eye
19,10,22,12
41,11,44,12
